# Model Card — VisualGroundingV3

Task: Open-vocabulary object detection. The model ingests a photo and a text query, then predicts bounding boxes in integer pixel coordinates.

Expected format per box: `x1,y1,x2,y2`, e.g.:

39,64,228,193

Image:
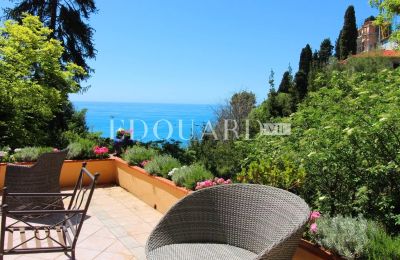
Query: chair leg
71,249,76,260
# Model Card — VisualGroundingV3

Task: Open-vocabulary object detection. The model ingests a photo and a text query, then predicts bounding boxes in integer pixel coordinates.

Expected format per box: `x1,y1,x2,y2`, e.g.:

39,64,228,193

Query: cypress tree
335,30,342,59
339,5,358,59
278,71,292,93
312,50,320,68
294,71,308,101
319,38,334,64
299,44,313,76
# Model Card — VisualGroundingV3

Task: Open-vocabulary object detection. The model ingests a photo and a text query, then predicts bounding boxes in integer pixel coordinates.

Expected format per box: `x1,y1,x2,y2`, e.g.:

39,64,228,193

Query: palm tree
6,0,97,78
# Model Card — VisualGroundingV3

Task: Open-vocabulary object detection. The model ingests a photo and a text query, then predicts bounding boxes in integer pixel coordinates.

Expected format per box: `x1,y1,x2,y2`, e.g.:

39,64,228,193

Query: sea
73,102,216,144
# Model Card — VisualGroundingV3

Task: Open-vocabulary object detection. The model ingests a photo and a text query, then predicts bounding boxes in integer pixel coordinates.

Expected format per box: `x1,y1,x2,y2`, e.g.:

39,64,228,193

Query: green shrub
144,155,181,178
12,147,53,162
313,216,370,259
122,146,158,166
238,155,306,192
66,139,96,160
366,223,400,260
312,215,400,259
0,146,11,162
171,164,214,190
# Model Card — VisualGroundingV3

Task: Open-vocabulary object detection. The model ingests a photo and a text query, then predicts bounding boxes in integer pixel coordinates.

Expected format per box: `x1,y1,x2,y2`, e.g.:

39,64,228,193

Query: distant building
356,16,393,54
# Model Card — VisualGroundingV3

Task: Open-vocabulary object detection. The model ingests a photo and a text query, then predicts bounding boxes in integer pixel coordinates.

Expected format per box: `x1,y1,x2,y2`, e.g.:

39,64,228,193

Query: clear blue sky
1,1,377,104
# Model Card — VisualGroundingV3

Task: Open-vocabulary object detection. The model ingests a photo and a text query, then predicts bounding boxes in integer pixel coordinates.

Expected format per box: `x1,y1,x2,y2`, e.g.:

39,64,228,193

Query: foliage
6,0,97,77
144,155,181,178
339,6,358,59
319,38,334,64
237,153,306,193
171,164,214,190
0,15,85,148
366,223,400,259
123,146,158,166
370,0,400,49
66,138,97,160
312,216,371,259
188,138,249,179
311,216,400,259
143,140,195,165
244,65,400,234
294,71,308,101
0,147,11,162
278,71,292,93
335,30,342,59
12,147,53,162
213,91,256,139
299,44,313,75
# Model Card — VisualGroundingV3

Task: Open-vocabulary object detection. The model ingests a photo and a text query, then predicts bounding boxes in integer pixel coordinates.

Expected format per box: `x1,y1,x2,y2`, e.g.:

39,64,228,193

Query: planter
294,240,345,260
113,156,189,214
0,158,116,189
0,157,191,214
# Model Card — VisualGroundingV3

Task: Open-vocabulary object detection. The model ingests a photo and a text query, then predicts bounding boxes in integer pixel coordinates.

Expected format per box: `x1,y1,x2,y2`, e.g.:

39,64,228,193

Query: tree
6,0,97,77
294,71,308,101
335,30,342,59
0,15,85,148
214,91,256,139
268,69,275,91
278,71,292,93
371,0,400,49
339,6,358,59
299,44,313,75
319,38,334,64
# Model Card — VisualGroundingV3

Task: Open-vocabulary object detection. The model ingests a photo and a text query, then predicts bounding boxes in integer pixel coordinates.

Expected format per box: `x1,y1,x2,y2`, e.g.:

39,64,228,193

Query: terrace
0,157,324,260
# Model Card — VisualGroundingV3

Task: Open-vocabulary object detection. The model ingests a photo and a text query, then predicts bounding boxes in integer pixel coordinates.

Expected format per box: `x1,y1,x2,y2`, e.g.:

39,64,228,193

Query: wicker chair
4,150,68,210
146,184,310,260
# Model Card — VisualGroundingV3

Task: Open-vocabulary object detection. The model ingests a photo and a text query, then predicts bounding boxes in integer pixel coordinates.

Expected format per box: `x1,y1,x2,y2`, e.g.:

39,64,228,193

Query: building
357,17,392,53
357,18,380,53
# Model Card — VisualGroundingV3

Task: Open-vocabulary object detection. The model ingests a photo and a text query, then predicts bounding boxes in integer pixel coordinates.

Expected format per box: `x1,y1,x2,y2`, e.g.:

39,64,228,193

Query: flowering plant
140,160,150,167
93,146,109,159
308,211,321,234
195,177,232,190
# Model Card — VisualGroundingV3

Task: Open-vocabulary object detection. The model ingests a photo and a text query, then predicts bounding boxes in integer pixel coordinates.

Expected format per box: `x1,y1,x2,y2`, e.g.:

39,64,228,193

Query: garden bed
296,240,344,260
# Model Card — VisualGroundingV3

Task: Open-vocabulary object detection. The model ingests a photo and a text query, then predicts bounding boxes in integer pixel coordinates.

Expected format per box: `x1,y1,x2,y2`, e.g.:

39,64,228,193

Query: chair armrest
5,164,32,174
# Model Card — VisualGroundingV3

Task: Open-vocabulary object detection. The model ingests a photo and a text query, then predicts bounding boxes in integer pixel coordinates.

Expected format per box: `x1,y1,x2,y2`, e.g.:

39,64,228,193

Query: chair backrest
149,184,310,255
4,150,68,209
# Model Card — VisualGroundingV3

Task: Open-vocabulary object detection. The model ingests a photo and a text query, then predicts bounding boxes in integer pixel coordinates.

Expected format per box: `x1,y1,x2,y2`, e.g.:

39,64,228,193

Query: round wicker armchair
146,184,310,260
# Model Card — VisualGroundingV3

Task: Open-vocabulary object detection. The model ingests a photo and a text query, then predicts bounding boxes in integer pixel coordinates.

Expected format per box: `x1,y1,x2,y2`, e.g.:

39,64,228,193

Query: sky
0,0,378,104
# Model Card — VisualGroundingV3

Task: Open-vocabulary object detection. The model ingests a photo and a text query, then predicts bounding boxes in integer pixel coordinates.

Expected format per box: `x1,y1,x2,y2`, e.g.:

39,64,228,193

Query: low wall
0,157,189,213
114,157,189,214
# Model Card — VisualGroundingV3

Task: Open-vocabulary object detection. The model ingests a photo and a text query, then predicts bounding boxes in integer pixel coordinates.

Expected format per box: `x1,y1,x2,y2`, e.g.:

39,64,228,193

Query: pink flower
140,160,150,167
310,223,318,234
216,178,225,184
224,179,232,184
93,146,109,155
53,148,59,152
310,211,321,221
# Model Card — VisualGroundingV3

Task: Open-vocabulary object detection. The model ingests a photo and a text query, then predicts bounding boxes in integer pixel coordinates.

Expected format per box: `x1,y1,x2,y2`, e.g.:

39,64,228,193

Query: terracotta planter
113,156,189,213
0,159,116,188
294,239,345,260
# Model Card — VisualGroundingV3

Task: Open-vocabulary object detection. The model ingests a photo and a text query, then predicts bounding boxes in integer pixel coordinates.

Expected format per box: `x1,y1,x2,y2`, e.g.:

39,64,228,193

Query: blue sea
73,102,216,143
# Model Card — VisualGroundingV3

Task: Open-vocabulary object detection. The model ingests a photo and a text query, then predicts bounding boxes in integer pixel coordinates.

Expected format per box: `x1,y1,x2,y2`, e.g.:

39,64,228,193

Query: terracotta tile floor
3,186,163,260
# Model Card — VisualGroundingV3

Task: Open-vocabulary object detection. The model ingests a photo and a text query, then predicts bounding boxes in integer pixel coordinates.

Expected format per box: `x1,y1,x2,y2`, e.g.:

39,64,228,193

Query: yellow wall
114,157,189,213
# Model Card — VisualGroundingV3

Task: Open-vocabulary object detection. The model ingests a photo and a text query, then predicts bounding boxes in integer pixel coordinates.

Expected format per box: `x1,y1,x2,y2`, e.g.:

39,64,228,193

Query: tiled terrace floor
2,186,321,260
4,186,163,260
